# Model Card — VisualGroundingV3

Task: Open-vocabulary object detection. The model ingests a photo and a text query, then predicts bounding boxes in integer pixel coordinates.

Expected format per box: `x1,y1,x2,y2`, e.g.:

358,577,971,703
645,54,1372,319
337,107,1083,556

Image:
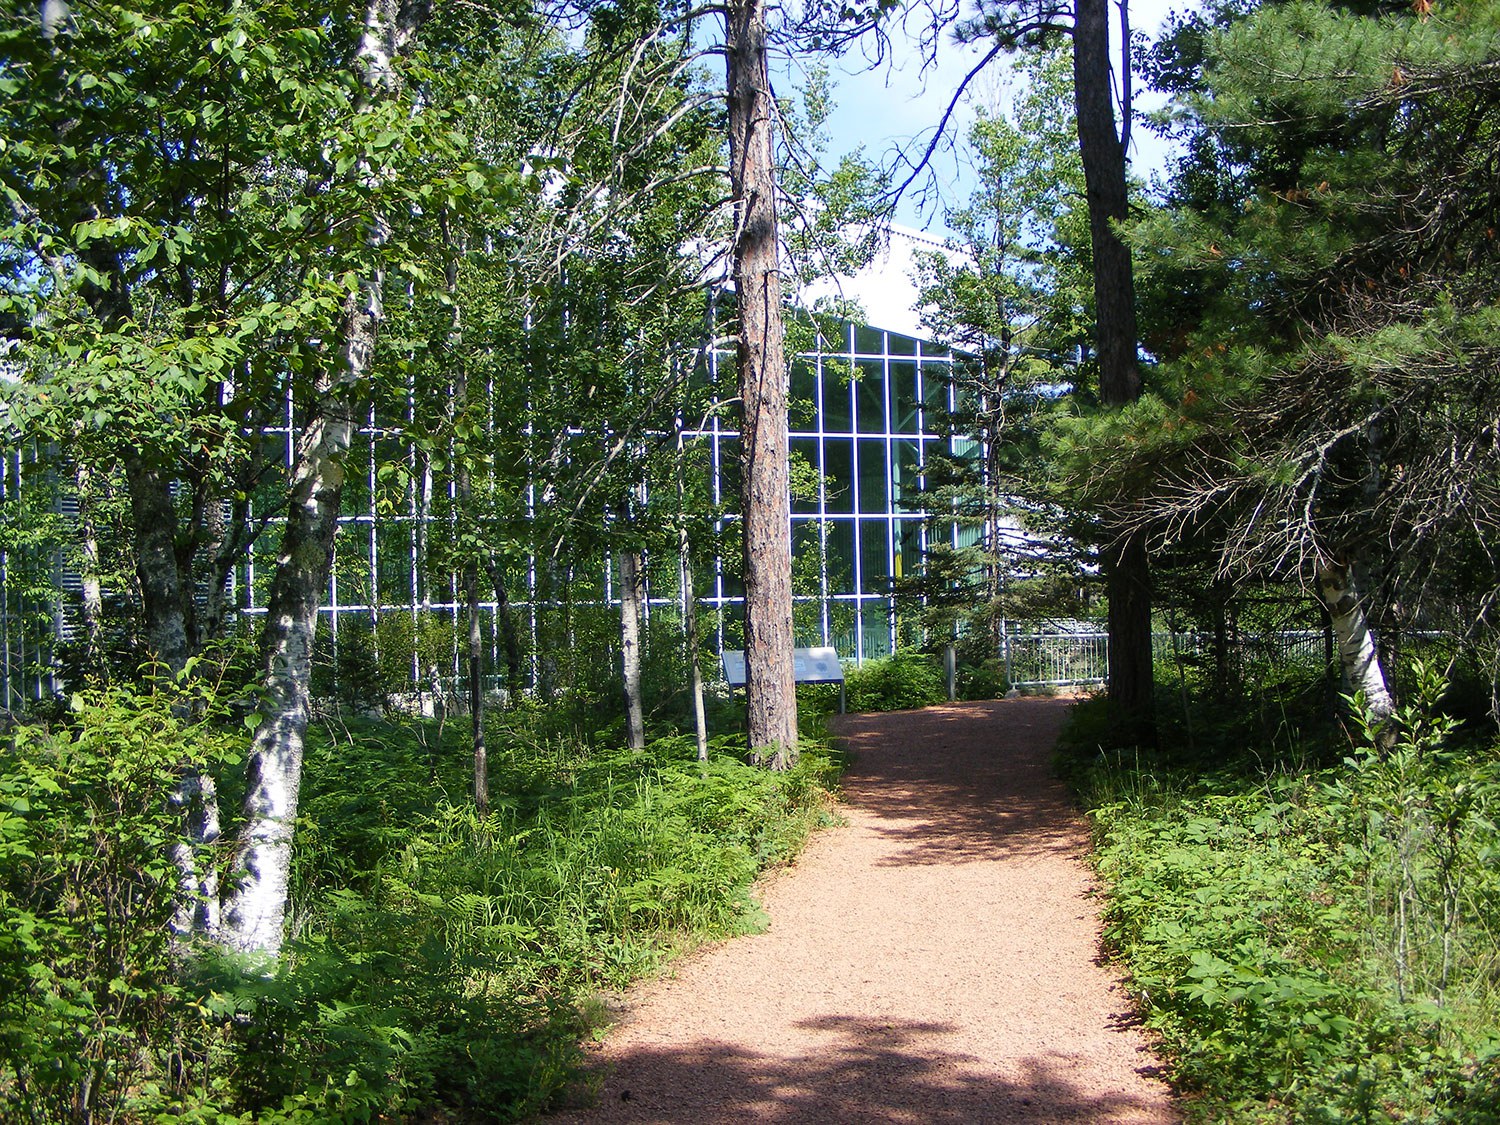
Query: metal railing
1001,629,1331,689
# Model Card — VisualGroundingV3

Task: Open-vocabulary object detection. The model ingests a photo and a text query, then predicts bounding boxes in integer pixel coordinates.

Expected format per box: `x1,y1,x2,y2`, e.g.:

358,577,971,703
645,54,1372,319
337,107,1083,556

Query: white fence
1001,630,1331,689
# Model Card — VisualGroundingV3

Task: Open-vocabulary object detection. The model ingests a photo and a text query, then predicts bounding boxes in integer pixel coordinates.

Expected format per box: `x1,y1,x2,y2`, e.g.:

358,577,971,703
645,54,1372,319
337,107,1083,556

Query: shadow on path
830,699,1086,866
570,1014,1168,1124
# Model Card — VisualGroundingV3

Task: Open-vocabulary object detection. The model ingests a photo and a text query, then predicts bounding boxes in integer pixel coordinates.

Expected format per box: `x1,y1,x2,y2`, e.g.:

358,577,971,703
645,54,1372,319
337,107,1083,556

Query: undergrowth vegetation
839,652,949,712
1066,661,1500,1123
0,685,841,1123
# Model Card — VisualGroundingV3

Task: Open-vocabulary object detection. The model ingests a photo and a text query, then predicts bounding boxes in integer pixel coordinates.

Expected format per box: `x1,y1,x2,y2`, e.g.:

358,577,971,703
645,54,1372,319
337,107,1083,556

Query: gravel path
559,698,1177,1124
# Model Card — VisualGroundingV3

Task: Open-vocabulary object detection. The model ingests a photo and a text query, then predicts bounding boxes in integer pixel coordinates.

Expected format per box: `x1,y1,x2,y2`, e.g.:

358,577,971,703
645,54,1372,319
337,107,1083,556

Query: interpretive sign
721,646,846,712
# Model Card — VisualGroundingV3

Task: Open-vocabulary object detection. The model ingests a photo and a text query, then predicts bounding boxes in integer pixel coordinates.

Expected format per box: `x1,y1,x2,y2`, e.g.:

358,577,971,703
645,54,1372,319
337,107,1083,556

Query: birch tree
220,0,442,956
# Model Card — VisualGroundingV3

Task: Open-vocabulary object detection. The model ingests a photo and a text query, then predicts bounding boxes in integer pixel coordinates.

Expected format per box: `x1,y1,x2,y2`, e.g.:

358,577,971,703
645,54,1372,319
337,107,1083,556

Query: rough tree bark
220,0,431,956
1073,0,1155,745
726,0,797,766
77,228,221,933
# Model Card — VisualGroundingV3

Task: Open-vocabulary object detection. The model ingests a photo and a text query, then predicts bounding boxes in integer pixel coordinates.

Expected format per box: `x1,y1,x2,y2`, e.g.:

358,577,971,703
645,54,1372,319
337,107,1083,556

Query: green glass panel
820,359,853,431
897,518,924,581
921,359,951,413
822,439,854,513
855,358,885,433
860,518,891,582
790,437,820,514
888,360,919,434
892,439,923,510
825,520,856,594
856,439,888,513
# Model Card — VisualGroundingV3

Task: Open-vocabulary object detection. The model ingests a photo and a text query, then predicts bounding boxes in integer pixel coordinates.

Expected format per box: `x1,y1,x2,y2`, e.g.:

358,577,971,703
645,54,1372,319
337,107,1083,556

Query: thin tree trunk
1073,0,1154,745
620,544,647,753
221,0,431,956
679,500,709,762
464,557,487,811
726,0,797,766
73,460,104,666
483,554,524,700
1317,558,1395,721
77,228,221,934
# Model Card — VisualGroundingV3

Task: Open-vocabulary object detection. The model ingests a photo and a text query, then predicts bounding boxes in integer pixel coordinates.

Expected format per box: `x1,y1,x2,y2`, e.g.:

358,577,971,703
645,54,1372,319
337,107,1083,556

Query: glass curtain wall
699,319,955,662
0,318,961,705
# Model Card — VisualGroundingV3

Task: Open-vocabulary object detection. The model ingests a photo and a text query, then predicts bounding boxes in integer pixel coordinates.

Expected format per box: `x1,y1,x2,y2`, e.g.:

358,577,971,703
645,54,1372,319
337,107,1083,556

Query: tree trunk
726,0,797,766
1317,558,1395,721
73,460,104,666
619,545,647,753
464,555,487,812
483,554,524,701
221,0,430,957
1073,0,1154,745
680,519,709,763
77,228,222,934
221,369,357,955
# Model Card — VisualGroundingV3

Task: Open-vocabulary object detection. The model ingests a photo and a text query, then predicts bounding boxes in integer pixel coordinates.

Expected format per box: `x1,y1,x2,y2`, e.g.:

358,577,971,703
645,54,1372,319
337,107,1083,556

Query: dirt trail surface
559,698,1177,1124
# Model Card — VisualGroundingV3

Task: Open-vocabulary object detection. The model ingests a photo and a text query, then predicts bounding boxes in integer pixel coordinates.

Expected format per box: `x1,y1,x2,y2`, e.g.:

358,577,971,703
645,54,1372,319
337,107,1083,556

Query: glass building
697,317,956,662
0,231,972,704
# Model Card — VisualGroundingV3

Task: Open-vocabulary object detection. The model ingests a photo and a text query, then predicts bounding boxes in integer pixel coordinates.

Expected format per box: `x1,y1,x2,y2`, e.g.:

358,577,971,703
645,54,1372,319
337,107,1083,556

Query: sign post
722,646,846,713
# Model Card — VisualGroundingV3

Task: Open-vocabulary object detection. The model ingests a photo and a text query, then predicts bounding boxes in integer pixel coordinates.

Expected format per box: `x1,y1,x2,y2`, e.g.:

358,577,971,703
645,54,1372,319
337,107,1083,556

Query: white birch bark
620,546,647,753
220,0,430,956
1317,559,1395,720
73,461,104,663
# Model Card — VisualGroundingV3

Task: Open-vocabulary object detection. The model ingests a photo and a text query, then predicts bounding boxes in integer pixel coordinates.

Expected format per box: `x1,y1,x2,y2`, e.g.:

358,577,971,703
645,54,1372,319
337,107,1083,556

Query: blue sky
777,0,1197,233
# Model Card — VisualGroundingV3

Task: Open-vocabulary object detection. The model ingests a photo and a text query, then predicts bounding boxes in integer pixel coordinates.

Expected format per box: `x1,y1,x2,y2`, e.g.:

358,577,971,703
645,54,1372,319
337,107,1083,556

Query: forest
1,0,1499,1120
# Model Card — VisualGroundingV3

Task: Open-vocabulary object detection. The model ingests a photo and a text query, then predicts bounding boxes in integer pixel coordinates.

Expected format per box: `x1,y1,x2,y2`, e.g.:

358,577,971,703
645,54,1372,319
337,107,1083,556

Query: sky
777,0,1197,234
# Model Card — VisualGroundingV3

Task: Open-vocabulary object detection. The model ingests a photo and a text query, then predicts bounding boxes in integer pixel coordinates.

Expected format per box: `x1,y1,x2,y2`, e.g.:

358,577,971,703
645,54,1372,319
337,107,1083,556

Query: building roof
798,223,957,341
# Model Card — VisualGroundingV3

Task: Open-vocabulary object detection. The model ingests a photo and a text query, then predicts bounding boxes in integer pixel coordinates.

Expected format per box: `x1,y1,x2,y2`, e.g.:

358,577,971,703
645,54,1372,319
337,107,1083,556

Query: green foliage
842,652,947,712
0,690,840,1123
0,683,242,1122
1069,664,1500,1123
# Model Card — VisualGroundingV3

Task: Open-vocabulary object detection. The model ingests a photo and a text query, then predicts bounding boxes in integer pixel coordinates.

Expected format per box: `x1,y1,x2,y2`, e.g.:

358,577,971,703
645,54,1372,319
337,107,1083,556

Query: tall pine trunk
726,0,797,766
1073,0,1155,745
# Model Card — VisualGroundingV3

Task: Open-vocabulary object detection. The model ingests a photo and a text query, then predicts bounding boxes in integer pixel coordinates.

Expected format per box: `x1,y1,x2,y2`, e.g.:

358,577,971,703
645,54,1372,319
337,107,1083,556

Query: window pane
856,439,888,513
888,360,919,434
855,324,884,355
791,520,823,596
820,359,853,432
855,359,885,433
921,359,952,413
860,518,891,582
825,520,856,594
822,439,853,514
887,330,916,357
892,439,923,510
896,518,924,581
790,437,820,514
789,357,817,429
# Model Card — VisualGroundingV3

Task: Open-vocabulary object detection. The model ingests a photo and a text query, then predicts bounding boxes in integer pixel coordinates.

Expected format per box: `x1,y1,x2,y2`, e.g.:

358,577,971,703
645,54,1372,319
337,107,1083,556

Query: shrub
842,652,947,712
1069,665,1500,1123
0,683,241,1122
